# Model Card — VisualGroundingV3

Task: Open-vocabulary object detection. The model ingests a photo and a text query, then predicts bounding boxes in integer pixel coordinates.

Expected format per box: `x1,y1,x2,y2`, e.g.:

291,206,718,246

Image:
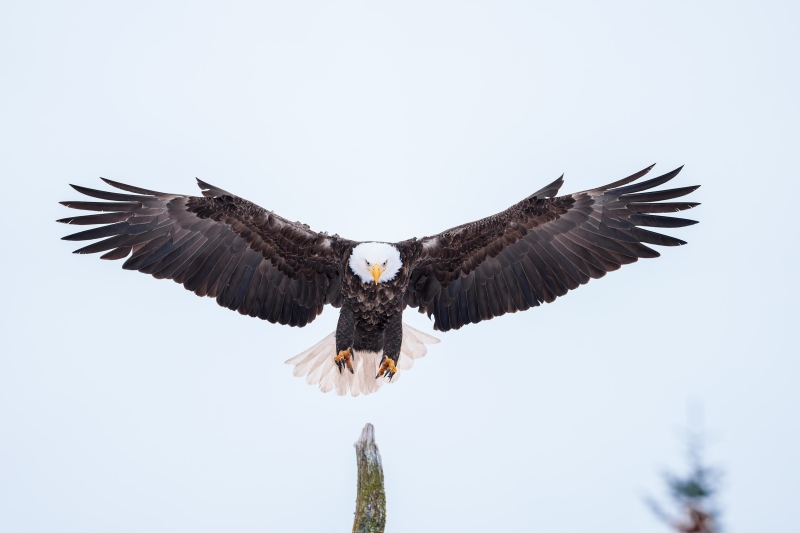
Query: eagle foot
376,357,397,381
334,348,354,374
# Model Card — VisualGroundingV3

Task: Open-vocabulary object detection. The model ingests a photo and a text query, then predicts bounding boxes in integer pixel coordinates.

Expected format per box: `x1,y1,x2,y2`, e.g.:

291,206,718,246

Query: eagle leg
334,348,354,374
335,304,356,374
376,357,398,381
376,312,402,381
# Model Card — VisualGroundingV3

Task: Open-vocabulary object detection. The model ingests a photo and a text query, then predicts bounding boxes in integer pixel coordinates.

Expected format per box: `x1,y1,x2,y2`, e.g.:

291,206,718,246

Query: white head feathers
348,242,402,285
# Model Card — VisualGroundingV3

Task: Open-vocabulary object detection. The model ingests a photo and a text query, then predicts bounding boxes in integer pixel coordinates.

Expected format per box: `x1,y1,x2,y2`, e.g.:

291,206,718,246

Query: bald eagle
59,164,699,396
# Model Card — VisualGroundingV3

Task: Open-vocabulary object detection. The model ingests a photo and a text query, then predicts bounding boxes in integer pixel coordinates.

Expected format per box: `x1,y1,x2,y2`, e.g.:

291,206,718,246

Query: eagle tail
284,323,440,396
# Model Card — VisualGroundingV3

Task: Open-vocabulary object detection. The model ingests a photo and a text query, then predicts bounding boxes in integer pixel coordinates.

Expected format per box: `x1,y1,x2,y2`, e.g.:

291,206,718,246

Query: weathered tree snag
353,423,386,533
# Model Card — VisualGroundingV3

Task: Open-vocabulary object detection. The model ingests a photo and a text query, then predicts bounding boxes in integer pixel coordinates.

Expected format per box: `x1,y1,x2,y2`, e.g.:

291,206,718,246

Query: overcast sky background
1,1,798,532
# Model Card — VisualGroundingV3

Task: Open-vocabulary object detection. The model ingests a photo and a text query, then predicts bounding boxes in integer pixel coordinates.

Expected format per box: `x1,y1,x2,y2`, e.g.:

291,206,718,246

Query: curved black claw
376,357,397,381
334,348,354,374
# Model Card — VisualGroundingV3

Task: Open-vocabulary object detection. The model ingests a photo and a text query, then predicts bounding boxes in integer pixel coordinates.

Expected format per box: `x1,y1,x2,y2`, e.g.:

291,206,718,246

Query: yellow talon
334,348,354,374
376,358,397,379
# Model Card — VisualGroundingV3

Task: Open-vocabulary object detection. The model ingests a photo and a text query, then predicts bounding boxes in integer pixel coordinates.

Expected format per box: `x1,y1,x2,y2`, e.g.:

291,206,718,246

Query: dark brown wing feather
404,165,699,331
59,178,350,327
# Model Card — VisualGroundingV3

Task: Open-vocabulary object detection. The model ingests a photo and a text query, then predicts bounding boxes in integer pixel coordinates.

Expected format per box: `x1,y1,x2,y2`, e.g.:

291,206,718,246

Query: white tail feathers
284,323,440,397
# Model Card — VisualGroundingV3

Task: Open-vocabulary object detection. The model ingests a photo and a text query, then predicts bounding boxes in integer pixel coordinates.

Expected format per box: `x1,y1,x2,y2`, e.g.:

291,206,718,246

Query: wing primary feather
629,214,699,228
62,222,130,241
628,227,687,247
573,227,638,258
617,240,660,259
62,218,162,241
101,178,167,196
627,202,700,213
100,247,132,260
57,212,131,225
612,166,684,195
529,175,564,198
73,234,139,255
196,178,233,198
69,184,151,202
592,164,656,191
619,185,700,203
60,201,141,212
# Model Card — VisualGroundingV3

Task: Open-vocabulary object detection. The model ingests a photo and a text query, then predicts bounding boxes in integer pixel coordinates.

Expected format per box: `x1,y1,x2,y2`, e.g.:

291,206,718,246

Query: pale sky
1,1,798,532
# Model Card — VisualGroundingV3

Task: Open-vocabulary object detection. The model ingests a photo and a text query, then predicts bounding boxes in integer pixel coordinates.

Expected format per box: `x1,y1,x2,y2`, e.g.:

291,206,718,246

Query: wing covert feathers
407,165,700,331
58,178,346,327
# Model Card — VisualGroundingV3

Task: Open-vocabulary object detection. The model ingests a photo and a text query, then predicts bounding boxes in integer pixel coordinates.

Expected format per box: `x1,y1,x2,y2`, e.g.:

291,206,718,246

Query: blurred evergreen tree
647,430,722,533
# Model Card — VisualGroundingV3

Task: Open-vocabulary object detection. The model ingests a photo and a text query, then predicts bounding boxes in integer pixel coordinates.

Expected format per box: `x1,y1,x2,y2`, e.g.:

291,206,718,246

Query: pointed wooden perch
353,423,386,533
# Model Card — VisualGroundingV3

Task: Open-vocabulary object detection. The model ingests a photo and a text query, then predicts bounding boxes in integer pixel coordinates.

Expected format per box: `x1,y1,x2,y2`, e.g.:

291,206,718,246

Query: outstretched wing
404,165,699,331
59,178,350,327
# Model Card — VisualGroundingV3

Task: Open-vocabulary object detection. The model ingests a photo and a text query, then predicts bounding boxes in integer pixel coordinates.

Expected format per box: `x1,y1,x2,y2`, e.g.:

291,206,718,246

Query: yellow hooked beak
371,264,383,285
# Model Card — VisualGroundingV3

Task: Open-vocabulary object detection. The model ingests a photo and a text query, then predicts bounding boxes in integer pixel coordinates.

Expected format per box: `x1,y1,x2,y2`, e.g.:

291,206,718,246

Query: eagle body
337,241,418,352
59,164,700,396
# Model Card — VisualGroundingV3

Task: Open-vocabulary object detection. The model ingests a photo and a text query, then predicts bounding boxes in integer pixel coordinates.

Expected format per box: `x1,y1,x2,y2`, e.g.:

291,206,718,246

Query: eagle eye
365,260,370,267
383,261,387,267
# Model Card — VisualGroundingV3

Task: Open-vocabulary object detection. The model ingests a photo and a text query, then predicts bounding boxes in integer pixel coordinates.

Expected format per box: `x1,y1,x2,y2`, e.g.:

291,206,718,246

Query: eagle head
348,242,402,285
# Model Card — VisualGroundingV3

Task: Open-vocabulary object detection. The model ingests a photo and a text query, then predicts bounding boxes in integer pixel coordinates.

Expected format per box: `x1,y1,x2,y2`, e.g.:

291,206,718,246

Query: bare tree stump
353,423,386,533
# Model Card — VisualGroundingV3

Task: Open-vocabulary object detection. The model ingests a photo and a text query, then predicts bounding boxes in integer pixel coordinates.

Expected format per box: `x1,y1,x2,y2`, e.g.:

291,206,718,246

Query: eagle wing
59,178,350,327
404,165,700,331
